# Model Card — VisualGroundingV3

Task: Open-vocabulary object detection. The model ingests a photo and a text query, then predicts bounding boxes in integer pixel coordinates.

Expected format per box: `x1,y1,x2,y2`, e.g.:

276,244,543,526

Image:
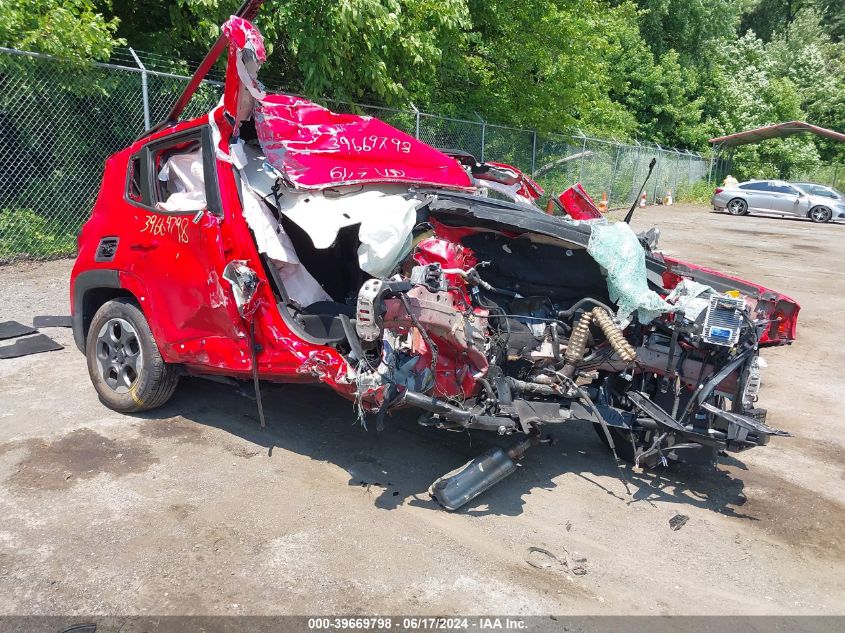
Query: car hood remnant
254,95,474,191
84,9,801,513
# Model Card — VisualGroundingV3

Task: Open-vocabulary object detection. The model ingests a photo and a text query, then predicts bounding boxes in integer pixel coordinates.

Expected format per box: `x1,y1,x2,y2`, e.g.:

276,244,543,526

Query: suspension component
590,307,637,361
561,310,593,378
561,307,636,378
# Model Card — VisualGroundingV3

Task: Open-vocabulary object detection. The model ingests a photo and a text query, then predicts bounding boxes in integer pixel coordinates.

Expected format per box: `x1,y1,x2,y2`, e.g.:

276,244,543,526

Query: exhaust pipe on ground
429,437,536,511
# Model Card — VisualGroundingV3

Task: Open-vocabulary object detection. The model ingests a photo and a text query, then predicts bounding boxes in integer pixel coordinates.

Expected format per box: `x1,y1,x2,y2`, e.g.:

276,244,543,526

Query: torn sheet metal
222,15,267,124
254,94,474,191
232,141,331,307
587,222,673,323
666,278,715,320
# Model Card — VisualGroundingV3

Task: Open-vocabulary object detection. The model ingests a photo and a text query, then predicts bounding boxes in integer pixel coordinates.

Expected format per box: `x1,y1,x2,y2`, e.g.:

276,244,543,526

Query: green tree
629,0,750,61
603,4,707,147
702,31,821,178
101,0,470,107
444,0,637,135
0,0,122,59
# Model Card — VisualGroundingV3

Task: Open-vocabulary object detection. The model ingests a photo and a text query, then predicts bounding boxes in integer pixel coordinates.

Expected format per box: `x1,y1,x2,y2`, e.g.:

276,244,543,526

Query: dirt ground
0,203,843,616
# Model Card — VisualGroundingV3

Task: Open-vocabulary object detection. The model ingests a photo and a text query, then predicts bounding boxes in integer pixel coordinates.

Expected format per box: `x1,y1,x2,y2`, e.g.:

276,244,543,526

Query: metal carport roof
709,121,845,147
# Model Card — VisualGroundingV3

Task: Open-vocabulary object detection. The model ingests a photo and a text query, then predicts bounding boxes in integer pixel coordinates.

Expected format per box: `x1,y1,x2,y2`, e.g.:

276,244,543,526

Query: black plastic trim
72,269,121,352
421,190,592,247
94,237,119,262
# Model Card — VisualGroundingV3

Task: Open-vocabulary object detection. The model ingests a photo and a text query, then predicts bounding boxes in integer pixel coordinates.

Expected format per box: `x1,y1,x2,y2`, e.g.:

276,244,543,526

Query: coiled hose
561,307,636,378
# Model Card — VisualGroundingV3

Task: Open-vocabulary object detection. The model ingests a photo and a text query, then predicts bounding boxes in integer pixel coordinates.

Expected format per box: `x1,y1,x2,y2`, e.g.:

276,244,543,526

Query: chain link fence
0,46,717,263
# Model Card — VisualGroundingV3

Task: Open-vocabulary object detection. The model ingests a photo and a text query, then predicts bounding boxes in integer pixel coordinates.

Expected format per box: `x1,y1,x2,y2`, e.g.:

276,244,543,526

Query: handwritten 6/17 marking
328,166,407,181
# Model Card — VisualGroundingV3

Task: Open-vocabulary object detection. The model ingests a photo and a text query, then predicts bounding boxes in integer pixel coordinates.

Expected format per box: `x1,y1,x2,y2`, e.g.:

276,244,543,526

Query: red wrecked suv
71,7,800,510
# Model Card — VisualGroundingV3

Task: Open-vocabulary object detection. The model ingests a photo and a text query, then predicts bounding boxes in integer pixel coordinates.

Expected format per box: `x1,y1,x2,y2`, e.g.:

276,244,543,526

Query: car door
768,182,806,216
124,125,249,367
737,182,771,211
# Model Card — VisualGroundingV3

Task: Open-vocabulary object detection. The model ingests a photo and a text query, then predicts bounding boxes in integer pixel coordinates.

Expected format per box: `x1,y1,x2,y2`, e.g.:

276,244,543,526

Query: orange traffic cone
639,191,647,208
598,191,608,213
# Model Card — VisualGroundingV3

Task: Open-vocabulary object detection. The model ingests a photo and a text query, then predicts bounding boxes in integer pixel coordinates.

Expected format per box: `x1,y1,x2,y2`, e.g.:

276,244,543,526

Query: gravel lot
0,204,843,616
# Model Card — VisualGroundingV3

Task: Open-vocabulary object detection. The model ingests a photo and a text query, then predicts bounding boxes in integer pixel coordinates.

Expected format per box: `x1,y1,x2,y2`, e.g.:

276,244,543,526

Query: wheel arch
72,270,138,353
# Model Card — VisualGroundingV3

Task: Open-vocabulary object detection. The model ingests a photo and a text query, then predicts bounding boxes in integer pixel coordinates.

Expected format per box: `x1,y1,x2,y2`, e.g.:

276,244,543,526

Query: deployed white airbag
277,188,418,278
156,150,206,213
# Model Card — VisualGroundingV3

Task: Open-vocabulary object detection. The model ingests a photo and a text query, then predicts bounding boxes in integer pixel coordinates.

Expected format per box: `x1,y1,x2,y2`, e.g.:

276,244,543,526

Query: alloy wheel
728,199,747,215
95,317,143,393
810,207,831,223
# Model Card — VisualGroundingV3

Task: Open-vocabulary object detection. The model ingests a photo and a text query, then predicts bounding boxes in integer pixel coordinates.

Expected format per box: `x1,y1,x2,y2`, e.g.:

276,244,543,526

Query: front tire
85,298,179,413
809,206,832,223
727,198,749,216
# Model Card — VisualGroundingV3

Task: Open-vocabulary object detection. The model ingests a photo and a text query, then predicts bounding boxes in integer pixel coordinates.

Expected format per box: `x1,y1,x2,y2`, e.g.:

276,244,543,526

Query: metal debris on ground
525,546,588,576
669,514,690,531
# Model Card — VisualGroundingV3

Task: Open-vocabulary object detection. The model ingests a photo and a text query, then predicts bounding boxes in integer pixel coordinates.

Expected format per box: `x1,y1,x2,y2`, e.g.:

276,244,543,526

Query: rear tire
85,298,179,413
727,198,748,216
809,206,832,223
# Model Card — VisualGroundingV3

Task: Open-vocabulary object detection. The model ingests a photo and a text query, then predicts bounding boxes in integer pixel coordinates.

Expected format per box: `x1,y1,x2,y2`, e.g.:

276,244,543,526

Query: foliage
676,179,718,205
3,0,845,181
633,0,750,61
0,0,123,60
0,208,76,261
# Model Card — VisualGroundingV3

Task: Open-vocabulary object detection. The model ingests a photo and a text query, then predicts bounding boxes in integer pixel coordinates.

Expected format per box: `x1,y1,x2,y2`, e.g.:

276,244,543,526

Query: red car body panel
558,183,603,220
255,94,474,191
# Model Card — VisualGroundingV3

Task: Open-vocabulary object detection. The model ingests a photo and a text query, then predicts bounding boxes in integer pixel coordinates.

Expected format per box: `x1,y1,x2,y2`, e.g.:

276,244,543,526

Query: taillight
768,310,790,340
714,187,724,195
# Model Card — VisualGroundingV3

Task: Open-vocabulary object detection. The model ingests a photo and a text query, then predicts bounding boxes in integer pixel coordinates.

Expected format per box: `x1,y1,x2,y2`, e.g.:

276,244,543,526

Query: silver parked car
711,179,845,223
793,182,844,202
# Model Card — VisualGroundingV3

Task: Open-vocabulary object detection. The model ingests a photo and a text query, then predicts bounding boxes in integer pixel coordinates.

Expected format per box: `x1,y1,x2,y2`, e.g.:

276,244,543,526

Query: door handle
130,240,159,252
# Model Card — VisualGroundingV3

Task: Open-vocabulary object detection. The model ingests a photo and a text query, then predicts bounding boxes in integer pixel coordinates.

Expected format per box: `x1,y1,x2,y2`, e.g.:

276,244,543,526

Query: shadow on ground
134,377,752,520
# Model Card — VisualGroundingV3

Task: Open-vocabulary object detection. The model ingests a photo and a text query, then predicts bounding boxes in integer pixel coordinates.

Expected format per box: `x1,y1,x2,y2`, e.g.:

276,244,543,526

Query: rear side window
150,138,204,211
740,182,771,191
807,185,836,198
130,126,221,216
127,156,142,202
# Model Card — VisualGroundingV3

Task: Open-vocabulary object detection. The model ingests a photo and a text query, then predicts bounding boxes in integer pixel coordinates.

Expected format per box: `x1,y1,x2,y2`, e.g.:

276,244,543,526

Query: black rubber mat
33,315,73,328
0,320,36,340
0,333,63,359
